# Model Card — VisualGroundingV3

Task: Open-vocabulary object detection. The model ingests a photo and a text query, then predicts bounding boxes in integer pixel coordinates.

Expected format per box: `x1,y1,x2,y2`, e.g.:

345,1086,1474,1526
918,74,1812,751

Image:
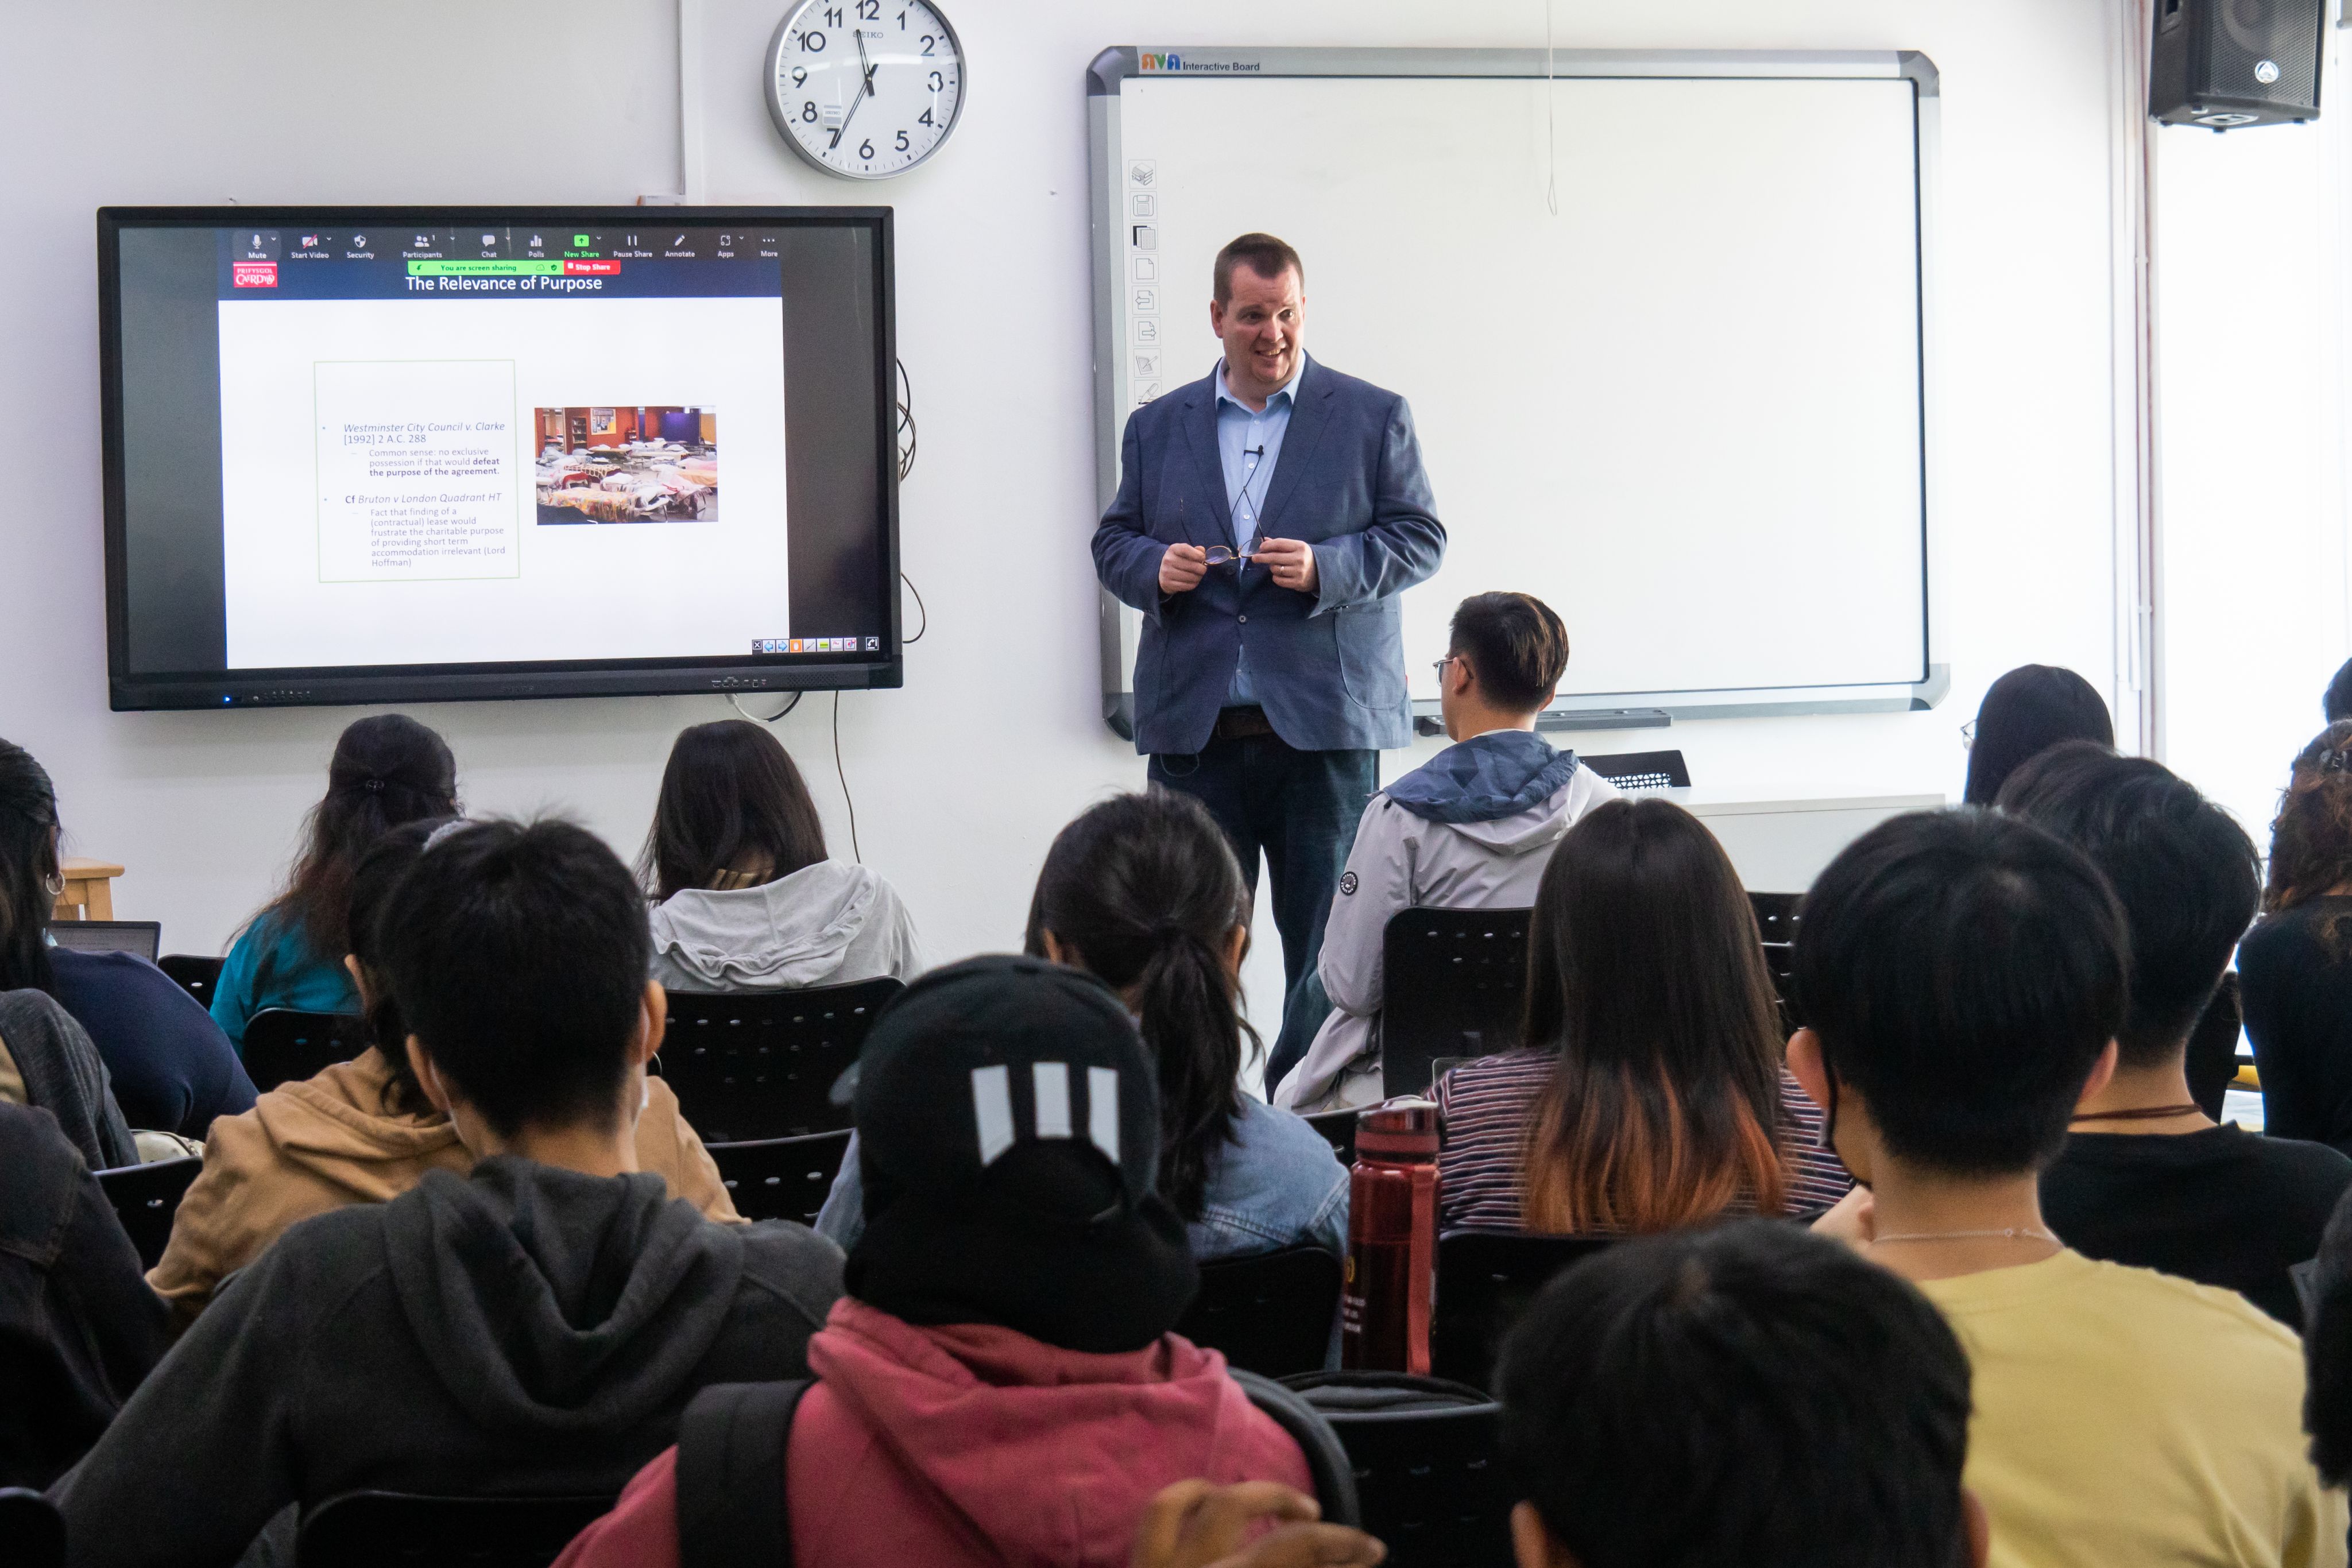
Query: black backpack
675,1381,811,1568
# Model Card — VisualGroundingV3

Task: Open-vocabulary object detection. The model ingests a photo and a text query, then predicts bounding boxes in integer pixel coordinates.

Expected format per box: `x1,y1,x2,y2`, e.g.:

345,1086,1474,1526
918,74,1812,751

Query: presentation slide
212,231,791,670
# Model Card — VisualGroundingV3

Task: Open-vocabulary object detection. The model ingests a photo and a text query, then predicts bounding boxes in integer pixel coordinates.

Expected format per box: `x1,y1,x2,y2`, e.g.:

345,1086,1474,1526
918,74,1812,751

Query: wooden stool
52,858,123,922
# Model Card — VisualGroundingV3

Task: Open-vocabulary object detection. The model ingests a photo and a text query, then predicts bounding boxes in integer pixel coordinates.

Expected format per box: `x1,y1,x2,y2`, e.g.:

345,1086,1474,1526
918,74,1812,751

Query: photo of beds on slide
533,404,718,524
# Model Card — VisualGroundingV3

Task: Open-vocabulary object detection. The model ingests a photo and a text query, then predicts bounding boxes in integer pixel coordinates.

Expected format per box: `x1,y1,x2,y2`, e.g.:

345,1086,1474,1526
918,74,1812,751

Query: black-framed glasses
1432,653,1457,682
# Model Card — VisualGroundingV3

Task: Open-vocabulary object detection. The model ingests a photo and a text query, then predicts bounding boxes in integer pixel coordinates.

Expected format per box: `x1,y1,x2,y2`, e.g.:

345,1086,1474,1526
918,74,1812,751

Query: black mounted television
97,206,900,710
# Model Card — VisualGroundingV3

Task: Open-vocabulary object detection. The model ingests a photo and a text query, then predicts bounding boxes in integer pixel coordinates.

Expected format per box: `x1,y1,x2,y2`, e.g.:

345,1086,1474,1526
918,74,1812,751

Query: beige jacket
147,1047,740,1327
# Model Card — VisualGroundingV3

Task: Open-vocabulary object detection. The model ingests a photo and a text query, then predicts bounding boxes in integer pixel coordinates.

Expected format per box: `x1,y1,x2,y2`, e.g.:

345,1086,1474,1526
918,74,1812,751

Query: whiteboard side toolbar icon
1135,381,1161,405
1129,160,1155,186
1134,287,1158,312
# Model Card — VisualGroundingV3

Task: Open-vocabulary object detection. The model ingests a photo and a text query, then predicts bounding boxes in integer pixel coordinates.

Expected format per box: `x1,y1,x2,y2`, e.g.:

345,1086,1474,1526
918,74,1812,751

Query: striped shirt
1432,1050,1854,1233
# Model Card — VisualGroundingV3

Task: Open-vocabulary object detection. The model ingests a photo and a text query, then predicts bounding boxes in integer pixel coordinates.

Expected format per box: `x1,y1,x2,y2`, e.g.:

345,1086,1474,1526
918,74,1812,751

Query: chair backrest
1302,1106,1357,1165
1431,1229,1619,1393
296,1492,618,1568
94,1155,204,1270
0,1487,65,1568
48,920,162,962
1380,907,1532,1098
706,1130,852,1225
243,1008,370,1094
1579,748,1692,791
655,979,902,1143
2185,971,2244,1121
1231,1370,1362,1529
1279,1372,1507,1568
158,953,226,1008
1747,891,1804,1021
1175,1244,1344,1379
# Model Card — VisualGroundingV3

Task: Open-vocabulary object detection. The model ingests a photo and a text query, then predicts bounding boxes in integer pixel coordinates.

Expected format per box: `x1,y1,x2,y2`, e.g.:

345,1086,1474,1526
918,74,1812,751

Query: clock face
764,0,965,180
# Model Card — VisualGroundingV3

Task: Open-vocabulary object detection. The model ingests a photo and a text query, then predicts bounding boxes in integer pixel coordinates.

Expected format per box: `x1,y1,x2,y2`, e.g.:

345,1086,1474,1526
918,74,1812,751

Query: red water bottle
1341,1097,1441,1373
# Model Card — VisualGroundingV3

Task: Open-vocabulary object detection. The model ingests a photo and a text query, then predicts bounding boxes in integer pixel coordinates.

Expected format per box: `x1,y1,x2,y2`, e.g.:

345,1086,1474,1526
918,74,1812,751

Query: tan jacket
147,1047,741,1327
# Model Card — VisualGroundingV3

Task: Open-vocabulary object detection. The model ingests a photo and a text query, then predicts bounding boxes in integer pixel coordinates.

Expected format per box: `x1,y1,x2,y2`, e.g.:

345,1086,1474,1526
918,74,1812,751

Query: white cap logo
2256,59,2281,84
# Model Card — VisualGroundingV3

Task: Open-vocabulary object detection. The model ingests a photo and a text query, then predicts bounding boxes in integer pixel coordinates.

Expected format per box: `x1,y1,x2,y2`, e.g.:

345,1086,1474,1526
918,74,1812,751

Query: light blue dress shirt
1215,355,1305,708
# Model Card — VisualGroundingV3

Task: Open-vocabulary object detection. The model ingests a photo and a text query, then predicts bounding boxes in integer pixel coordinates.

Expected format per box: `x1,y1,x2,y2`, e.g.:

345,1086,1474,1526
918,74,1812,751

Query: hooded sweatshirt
552,1296,1313,1568
53,1159,845,1568
647,861,924,994
1274,730,1619,1112
145,1046,741,1327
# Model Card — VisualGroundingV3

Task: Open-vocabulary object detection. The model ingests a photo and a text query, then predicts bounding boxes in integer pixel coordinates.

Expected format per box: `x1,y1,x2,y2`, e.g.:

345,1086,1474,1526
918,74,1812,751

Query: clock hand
827,30,880,148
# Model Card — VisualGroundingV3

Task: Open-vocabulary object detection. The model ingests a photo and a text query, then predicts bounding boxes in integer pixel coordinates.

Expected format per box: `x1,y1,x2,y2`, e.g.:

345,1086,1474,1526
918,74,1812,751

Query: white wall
2153,35,2352,854
0,0,2134,1028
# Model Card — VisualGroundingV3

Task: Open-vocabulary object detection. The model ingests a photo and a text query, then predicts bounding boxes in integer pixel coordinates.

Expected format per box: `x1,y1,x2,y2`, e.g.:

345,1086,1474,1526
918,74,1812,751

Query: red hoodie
554,1296,1312,1568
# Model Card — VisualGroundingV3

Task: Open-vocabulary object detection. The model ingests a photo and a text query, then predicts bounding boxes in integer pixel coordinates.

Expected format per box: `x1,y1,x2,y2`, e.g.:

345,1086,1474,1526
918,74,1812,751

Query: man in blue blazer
1093,234,1446,1085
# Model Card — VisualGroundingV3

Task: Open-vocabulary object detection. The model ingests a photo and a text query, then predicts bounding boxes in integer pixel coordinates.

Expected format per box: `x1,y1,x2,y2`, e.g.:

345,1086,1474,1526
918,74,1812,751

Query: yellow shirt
1920,1249,2346,1568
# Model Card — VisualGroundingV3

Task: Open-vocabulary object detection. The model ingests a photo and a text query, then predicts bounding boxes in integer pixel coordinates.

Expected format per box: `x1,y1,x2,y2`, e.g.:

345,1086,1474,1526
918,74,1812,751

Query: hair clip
423,819,471,853
362,777,386,792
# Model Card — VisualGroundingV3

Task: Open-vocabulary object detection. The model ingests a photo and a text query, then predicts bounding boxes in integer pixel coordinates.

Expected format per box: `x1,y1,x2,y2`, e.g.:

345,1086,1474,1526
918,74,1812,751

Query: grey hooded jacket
648,861,924,994
0,989,137,1171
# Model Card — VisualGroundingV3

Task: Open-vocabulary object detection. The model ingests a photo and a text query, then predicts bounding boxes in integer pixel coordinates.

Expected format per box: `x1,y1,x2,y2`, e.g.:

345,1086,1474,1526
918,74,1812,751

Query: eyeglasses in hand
1202,545,1255,566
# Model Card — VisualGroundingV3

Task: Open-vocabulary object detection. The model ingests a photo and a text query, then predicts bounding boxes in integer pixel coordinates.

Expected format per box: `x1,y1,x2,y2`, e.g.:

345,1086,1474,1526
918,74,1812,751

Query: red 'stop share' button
231,262,278,288
563,260,621,276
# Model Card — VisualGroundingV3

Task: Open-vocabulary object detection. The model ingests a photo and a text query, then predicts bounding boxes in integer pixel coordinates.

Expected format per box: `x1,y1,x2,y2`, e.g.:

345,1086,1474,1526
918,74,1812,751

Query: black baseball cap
845,955,1199,1353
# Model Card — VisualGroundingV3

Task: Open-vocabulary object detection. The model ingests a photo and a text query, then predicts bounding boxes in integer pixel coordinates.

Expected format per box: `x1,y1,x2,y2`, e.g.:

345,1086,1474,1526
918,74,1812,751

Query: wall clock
764,0,966,179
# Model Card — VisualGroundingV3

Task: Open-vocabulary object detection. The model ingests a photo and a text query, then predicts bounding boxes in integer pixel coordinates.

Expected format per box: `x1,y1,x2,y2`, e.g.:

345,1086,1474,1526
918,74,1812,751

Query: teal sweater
208,912,361,1050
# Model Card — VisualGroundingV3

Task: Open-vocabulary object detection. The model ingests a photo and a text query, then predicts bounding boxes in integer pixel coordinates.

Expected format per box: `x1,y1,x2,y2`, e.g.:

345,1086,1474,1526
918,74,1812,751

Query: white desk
1658,787,1948,895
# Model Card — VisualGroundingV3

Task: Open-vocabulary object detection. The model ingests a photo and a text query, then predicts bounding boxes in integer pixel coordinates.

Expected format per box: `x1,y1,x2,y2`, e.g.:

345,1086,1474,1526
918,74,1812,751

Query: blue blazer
1093,358,1446,756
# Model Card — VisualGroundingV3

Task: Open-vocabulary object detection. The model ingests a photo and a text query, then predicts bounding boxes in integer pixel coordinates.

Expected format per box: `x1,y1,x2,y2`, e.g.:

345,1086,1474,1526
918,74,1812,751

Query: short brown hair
1213,233,1304,304
1449,592,1569,712
2267,721,2352,926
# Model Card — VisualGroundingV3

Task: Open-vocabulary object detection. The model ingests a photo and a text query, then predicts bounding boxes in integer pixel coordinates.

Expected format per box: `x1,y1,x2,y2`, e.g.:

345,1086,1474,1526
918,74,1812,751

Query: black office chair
1747,892,1804,1020
95,1156,205,1269
242,1008,370,1094
2185,972,2243,1121
1380,908,1531,1098
707,1129,852,1225
1303,1106,1357,1164
0,1488,65,1568
1175,1244,1343,1378
655,980,902,1143
1279,1372,1507,1568
1579,748,1691,791
1231,1370,1361,1528
1430,1229,1618,1393
158,954,226,1009
296,1492,618,1568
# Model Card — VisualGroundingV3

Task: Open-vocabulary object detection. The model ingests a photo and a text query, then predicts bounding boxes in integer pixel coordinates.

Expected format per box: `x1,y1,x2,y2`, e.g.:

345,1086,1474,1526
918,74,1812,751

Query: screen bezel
97,204,901,711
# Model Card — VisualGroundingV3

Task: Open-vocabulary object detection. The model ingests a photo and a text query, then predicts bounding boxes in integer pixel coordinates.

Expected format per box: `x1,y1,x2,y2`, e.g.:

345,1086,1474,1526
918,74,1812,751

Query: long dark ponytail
248,715,458,962
0,740,60,994
1026,790,1258,1221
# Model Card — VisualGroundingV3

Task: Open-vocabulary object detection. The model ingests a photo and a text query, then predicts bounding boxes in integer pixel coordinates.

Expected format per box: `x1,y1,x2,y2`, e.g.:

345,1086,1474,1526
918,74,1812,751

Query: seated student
148,818,740,1327
1789,808,2344,1568
640,720,922,993
2304,1184,2352,1485
1496,1220,1984,1568
2242,722,2352,1153
1433,799,1850,1234
2001,742,2352,1327
1275,592,1616,1112
211,713,459,1047
553,956,1315,1568
53,819,845,1568
1961,663,2113,806
0,740,255,1137
818,792,1346,1263
0,1100,170,1490
0,988,137,1172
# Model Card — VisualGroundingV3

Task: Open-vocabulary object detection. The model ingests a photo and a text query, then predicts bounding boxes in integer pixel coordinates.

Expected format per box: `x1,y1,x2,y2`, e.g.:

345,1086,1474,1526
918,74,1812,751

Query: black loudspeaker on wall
2150,0,2327,129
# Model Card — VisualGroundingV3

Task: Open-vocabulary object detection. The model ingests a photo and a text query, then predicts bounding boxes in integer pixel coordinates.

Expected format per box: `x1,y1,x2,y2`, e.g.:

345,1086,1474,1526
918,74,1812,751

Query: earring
44,872,65,898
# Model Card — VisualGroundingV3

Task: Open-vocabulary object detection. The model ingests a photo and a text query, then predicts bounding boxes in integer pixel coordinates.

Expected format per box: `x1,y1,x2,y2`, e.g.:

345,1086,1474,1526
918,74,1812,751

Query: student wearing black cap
556,956,1314,1568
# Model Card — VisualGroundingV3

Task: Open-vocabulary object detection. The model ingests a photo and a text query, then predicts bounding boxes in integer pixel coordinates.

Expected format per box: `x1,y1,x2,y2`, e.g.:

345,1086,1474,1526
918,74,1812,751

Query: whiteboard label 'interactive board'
1088,50,1940,733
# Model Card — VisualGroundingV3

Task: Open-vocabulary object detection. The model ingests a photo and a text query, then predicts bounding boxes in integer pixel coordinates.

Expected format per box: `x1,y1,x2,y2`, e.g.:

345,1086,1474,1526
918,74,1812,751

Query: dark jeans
1151,734,1378,1094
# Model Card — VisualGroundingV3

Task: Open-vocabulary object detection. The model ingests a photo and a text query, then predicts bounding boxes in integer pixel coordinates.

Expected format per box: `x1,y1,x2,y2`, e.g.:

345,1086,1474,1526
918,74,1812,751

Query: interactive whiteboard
1087,49,1944,736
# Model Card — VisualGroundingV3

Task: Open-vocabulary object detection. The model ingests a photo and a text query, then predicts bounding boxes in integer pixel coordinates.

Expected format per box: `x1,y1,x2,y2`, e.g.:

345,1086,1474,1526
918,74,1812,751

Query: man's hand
1130,1481,1386,1568
1160,542,1210,594
1254,537,1319,595
1812,1184,1876,1250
